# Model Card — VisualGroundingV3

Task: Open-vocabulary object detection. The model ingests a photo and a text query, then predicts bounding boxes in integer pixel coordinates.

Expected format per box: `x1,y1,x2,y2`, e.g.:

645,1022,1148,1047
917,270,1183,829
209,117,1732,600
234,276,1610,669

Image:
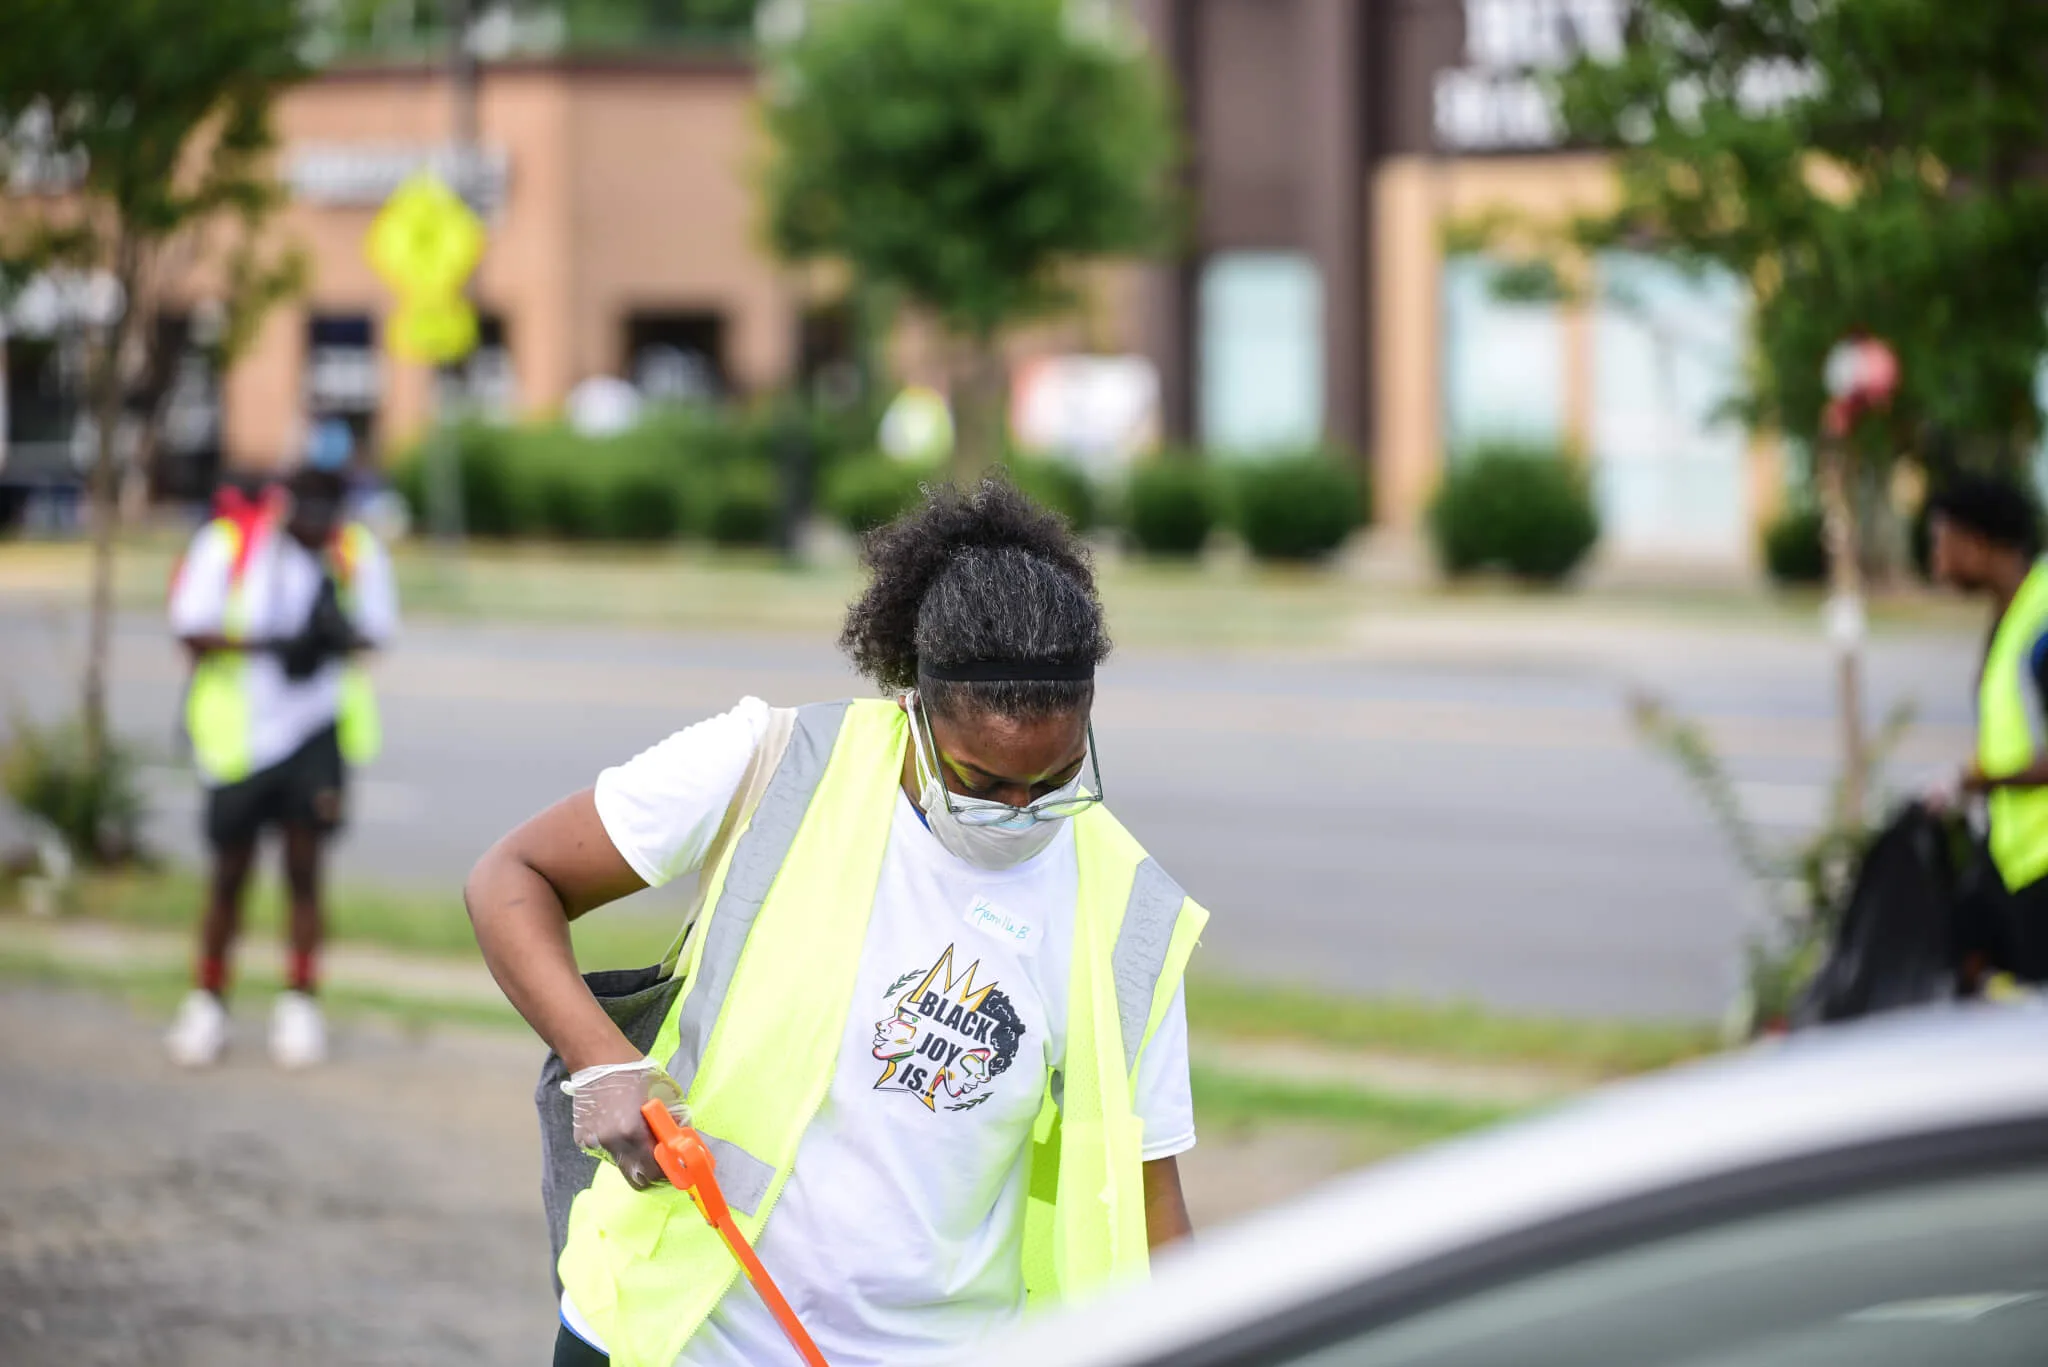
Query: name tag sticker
962,895,1034,952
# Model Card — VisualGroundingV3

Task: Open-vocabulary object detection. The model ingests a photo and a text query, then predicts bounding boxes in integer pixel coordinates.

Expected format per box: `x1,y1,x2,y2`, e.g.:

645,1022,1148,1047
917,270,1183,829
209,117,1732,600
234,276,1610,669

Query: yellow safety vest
557,699,1208,1367
184,515,383,784
1980,558,2048,890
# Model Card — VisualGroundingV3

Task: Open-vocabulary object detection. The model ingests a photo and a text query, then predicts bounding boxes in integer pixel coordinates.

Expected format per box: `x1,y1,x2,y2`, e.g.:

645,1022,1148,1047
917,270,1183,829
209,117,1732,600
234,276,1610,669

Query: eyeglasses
910,694,1104,828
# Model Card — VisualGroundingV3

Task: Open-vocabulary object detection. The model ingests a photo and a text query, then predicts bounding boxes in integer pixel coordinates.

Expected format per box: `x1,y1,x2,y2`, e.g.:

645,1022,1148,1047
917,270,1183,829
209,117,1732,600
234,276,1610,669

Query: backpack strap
658,705,799,977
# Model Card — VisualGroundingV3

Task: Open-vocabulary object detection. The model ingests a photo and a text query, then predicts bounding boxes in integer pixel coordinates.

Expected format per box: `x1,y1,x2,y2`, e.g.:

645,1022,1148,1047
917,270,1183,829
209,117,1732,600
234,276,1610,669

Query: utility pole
423,0,479,555
450,0,480,170
1816,433,1868,826
1818,336,1900,831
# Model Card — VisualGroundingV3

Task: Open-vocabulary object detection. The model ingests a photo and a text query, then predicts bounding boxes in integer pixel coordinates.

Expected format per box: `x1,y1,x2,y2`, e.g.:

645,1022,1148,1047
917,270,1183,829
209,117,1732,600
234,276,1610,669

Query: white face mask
906,698,1088,871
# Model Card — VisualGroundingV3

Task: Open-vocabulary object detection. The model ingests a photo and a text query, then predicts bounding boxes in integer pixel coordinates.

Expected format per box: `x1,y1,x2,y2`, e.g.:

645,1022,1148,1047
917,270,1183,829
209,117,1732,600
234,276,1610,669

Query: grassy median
0,864,1723,1167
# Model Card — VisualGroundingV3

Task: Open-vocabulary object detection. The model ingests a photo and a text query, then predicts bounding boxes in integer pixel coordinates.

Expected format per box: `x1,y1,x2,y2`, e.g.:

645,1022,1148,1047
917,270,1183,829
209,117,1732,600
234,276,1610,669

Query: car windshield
1284,1165,2048,1367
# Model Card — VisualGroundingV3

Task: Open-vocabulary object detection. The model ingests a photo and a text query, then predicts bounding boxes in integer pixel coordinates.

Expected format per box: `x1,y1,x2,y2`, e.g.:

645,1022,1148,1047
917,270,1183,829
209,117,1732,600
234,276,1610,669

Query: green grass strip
56,870,1715,1076
1191,1063,1523,1141
67,868,677,970
0,938,1529,1151
0,941,527,1035
1186,976,1717,1076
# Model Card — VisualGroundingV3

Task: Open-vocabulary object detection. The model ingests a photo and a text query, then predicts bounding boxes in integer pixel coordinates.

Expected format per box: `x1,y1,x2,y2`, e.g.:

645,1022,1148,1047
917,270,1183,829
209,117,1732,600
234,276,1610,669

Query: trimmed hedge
823,455,934,536
1763,505,1828,586
390,409,808,544
1003,456,1098,532
1429,443,1599,583
704,464,780,547
1123,458,1216,557
604,467,691,543
1229,452,1367,562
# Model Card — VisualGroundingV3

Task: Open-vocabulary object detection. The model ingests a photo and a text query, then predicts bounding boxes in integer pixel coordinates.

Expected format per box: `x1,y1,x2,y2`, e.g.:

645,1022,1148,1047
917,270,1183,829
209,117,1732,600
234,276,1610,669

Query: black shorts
204,725,347,849
553,1326,607,1366
1958,866,2048,985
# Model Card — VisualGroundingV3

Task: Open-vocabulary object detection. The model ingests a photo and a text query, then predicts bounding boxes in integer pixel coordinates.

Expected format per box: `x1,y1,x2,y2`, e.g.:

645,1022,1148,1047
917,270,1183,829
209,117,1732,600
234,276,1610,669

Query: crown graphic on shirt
896,943,997,1015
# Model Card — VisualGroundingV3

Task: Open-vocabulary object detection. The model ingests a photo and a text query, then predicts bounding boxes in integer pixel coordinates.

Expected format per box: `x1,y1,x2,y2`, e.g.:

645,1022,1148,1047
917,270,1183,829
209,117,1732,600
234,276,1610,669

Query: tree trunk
81,237,143,776
950,336,1006,484
1816,436,1868,828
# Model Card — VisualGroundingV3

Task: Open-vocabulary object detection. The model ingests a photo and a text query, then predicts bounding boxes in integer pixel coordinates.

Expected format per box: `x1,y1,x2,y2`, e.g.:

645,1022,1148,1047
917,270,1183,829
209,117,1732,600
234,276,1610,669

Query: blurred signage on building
287,144,511,217
1011,355,1160,475
3,104,88,194
1433,0,1625,153
1432,0,1818,154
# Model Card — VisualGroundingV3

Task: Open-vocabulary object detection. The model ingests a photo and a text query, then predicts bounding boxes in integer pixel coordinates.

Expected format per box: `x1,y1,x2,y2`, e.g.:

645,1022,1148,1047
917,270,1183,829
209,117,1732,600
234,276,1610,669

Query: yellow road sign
366,170,485,309
389,295,480,366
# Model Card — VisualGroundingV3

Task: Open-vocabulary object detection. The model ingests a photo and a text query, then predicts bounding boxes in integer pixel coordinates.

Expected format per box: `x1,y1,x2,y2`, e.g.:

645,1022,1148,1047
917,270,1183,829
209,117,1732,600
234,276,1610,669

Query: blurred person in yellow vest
163,422,400,1068
1927,472,2048,985
466,481,1205,1367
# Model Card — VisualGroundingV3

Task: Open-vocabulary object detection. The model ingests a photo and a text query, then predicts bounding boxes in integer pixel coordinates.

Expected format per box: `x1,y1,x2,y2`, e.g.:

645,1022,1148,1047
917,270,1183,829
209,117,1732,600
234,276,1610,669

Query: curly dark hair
977,988,1027,1079
1927,473,2042,556
839,477,1109,720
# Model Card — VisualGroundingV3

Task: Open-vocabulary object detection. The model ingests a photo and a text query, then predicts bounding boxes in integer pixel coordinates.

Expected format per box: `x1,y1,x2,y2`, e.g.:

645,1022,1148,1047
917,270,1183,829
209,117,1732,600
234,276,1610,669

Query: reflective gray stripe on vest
664,699,848,1215
1112,858,1186,1072
695,1130,775,1215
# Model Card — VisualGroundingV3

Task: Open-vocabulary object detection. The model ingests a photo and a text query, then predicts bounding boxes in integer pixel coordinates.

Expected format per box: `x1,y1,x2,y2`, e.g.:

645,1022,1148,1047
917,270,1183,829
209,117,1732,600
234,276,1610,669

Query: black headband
918,657,1096,683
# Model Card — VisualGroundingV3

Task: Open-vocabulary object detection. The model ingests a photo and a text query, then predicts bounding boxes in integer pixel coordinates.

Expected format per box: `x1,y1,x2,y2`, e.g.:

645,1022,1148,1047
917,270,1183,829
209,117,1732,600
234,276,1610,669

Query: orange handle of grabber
641,1099,832,1367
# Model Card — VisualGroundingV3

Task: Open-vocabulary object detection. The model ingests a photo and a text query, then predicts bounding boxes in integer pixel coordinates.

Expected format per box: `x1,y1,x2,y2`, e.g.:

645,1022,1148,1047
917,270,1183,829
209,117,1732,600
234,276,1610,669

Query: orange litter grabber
640,1099,833,1367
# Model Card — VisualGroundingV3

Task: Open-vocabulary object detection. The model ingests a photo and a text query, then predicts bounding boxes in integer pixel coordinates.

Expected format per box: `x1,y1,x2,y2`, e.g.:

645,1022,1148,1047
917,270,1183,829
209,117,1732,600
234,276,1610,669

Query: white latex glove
562,1058,691,1191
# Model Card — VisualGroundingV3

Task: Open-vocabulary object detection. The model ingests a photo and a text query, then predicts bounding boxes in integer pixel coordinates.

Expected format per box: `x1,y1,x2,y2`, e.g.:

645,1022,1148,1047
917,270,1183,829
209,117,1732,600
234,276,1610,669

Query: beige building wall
1371,152,1616,531
1371,151,1784,550
203,57,1146,479
566,69,792,394
213,59,787,473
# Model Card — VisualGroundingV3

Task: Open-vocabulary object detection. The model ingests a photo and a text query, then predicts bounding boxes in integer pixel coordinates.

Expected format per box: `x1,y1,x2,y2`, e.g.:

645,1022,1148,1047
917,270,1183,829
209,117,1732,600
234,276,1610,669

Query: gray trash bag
536,963,687,1295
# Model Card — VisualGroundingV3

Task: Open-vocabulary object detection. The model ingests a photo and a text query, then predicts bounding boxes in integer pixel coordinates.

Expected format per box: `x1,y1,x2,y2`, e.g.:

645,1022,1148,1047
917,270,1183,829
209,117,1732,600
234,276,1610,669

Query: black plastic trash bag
1791,804,1961,1027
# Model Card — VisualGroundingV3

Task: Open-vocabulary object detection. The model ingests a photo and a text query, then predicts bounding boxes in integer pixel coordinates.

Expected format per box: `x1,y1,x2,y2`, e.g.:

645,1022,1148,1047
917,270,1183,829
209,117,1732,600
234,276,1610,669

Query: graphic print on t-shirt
871,943,1026,1113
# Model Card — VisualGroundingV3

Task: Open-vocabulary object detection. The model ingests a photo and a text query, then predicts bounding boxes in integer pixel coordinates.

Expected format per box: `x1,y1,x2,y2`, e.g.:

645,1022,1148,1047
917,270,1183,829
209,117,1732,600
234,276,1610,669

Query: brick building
4,1,1783,566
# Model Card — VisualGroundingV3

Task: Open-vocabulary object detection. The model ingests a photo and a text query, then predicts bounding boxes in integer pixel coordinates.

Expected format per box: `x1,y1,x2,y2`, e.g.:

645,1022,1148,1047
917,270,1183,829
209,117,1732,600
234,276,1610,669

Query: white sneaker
269,990,327,1069
166,990,229,1068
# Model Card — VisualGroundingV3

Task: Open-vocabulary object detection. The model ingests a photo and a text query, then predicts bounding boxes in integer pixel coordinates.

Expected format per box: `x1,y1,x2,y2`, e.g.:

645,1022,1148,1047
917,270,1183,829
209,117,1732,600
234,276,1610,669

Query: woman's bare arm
464,788,649,1073
1143,1156,1193,1249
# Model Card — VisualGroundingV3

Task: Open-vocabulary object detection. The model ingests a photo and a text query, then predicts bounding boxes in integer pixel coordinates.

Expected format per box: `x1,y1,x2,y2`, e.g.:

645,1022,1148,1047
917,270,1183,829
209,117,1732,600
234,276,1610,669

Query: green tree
318,0,757,56
1549,0,2048,823
0,0,310,775
1553,0,2048,471
763,0,1178,477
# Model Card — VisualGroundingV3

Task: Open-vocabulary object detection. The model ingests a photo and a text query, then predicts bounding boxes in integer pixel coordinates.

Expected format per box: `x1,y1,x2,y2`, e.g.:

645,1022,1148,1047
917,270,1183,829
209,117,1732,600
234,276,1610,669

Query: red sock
288,949,319,995
197,955,229,997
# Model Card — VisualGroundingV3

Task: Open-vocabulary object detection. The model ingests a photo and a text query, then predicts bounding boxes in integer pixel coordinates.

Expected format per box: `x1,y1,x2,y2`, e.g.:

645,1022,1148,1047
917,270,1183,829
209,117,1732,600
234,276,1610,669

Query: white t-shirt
566,697,1195,1367
168,518,399,784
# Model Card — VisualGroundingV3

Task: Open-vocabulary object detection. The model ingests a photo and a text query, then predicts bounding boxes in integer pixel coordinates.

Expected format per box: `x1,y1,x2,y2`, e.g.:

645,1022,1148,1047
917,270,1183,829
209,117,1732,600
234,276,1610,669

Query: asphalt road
2,596,1979,1020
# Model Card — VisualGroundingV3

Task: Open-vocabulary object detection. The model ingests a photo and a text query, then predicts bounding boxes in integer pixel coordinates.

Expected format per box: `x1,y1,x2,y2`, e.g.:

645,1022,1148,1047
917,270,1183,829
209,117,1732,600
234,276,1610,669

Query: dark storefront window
306,313,380,466
1,329,85,530
3,333,79,468
626,310,725,404
798,302,863,408
147,313,224,502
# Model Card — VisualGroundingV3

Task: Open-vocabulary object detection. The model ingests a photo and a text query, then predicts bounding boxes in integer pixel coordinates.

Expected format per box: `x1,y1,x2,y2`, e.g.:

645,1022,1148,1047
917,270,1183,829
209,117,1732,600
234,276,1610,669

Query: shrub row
1762,504,1828,585
390,406,874,547
820,448,1369,563
394,419,1614,581
1112,444,1601,579
1429,442,1601,584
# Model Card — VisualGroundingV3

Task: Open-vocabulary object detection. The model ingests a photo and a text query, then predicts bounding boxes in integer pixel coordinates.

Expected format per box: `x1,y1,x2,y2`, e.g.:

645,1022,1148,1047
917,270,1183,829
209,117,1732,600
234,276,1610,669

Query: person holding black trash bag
164,443,399,1069
1926,473,2048,985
